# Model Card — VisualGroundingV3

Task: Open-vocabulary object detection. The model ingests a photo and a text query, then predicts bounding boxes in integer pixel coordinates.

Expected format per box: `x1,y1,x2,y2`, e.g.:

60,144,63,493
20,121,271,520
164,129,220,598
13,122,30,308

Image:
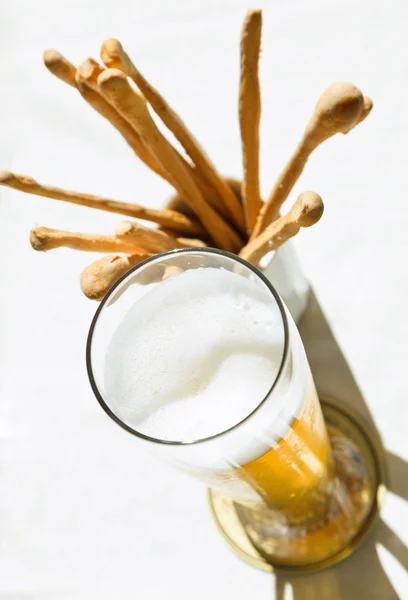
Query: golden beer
241,383,332,516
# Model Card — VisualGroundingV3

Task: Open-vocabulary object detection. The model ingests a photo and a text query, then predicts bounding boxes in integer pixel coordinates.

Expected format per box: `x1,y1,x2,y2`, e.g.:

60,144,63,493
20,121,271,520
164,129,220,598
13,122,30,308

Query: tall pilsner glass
87,249,381,570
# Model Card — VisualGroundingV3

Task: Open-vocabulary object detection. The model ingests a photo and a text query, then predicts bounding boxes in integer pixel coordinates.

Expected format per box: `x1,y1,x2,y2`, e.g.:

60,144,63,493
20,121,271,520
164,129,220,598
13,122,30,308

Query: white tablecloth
1,1,407,598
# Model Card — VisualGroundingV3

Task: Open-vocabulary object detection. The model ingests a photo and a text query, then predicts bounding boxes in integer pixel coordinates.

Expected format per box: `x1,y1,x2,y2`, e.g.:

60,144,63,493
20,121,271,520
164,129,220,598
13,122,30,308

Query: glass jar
257,242,309,323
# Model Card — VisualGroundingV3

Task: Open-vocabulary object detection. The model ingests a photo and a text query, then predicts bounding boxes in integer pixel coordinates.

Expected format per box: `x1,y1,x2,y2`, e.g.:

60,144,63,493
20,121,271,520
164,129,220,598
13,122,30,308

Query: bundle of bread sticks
0,10,372,300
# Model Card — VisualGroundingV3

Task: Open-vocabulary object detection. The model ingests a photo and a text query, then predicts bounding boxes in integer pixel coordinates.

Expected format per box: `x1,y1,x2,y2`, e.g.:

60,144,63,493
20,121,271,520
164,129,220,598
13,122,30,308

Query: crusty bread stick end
0,171,13,185
80,253,149,300
43,49,77,87
100,38,124,70
30,228,47,251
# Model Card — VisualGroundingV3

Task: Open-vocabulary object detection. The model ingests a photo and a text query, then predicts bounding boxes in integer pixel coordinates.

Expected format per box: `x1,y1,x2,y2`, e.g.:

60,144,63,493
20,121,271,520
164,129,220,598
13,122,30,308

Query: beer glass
87,248,379,569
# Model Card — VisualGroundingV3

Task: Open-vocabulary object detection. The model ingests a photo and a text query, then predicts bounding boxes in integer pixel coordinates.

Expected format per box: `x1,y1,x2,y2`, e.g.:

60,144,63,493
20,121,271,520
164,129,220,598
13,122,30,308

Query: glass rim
86,247,290,446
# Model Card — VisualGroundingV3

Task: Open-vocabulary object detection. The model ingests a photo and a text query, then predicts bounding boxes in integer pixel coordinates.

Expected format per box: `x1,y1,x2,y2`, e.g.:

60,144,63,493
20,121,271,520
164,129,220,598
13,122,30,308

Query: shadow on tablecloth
272,290,408,600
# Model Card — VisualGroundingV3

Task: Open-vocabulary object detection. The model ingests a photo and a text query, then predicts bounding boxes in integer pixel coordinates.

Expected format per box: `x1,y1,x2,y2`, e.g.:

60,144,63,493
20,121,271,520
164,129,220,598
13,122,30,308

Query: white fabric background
0,0,407,598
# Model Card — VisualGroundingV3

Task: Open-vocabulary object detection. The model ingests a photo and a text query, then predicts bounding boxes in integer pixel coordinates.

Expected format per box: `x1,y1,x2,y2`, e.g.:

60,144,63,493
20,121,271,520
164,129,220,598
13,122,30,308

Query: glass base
208,397,387,574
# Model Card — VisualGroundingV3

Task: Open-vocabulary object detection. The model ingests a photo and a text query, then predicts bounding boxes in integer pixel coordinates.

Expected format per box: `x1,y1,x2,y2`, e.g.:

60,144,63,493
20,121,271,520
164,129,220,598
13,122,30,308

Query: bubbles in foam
104,267,284,441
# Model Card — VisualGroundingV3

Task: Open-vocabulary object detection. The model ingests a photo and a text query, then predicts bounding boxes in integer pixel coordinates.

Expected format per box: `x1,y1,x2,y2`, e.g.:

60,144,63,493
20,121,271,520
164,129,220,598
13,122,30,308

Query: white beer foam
104,268,285,444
